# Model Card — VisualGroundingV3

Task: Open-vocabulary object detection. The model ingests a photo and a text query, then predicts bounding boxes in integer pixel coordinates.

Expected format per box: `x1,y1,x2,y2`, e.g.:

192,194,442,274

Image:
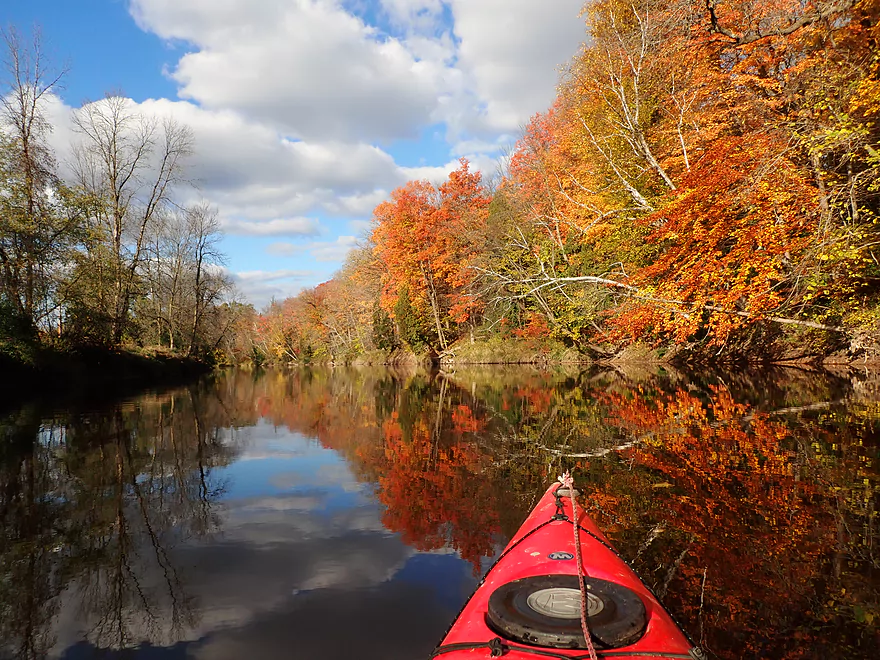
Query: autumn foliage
251,0,880,362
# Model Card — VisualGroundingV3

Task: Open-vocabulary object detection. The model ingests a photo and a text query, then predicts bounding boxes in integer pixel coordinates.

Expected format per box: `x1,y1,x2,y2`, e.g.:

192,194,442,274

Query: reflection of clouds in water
221,494,389,544
218,421,369,504
187,581,452,660
47,410,422,657
267,461,368,495
170,498,413,637
232,492,325,513
235,450,308,462
233,421,316,461
51,488,414,657
316,461,366,492
49,407,468,658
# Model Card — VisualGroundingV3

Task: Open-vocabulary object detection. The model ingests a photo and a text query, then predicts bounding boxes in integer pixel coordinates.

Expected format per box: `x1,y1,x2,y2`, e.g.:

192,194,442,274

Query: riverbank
349,331,875,369
238,319,879,369
0,341,212,402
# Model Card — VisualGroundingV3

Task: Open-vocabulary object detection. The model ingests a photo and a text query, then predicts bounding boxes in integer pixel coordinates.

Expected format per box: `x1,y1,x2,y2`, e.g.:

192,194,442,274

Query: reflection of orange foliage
593,384,875,659
451,405,481,435
377,418,500,573
237,371,503,572
215,369,880,658
514,387,553,414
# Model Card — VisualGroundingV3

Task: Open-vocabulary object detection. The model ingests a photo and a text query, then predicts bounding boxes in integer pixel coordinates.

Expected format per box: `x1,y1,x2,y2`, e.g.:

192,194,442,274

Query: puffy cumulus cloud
45,95,405,232
443,0,585,137
129,0,584,150
223,217,322,237
111,99,405,214
32,2,589,287
38,94,81,179
322,190,391,219
130,0,447,142
266,236,360,263
229,269,316,307
379,0,446,31
398,157,464,184
400,153,502,187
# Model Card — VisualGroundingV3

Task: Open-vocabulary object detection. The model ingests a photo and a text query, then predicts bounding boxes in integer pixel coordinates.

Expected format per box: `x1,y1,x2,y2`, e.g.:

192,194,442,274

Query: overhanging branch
705,0,855,46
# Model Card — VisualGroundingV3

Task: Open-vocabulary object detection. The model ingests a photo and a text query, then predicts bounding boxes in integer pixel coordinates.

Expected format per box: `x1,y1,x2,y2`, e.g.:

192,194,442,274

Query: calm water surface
1,366,879,659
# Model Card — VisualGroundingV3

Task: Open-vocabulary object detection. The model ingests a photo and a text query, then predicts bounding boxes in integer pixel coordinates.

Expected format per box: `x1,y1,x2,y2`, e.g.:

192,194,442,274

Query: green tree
0,28,86,329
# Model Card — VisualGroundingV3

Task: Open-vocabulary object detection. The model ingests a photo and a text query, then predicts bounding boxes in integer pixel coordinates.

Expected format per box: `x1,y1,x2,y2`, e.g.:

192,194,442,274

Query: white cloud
379,0,445,32
266,236,360,263
35,1,589,292
130,0,447,142
230,269,316,308
46,94,405,233
322,190,391,218
399,157,462,184
224,217,322,237
442,0,585,137
398,152,501,188
129,0,585,148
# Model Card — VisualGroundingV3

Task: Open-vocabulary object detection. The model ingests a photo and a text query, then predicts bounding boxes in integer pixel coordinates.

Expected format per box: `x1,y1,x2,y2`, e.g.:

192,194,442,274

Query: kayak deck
432,482,702,659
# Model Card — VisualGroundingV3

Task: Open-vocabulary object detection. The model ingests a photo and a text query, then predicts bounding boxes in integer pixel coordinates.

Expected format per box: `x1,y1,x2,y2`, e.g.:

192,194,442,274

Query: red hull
432,483,700,659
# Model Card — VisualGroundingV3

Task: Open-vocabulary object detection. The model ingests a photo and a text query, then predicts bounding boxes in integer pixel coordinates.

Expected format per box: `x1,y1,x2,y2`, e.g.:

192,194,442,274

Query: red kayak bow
431,479,705,659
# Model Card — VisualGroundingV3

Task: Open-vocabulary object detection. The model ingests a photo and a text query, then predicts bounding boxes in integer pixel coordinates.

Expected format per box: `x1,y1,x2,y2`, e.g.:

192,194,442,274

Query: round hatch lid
486,574,648,649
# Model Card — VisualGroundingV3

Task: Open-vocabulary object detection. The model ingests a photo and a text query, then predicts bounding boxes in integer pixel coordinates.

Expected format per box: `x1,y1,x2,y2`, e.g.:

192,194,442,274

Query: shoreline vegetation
237,1,880,370
0,336,211,401
4,2,880,385
0,28,248,391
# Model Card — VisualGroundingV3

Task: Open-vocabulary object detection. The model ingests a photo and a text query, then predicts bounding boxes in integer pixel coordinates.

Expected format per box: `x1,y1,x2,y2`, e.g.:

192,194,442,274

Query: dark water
1,366,879,659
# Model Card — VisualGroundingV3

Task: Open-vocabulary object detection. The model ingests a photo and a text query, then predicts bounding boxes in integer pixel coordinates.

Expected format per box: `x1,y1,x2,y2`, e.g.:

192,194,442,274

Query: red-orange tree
372,158,490,351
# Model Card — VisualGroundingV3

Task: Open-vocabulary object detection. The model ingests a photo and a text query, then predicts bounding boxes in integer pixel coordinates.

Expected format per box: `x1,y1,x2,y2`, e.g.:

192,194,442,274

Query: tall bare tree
185,203,227,355
71,95,193,344
138,203,229,355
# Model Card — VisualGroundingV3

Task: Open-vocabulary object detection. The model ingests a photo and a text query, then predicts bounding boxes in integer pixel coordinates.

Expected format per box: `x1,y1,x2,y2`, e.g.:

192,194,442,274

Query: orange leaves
588,379,880,658
512,313,551,339
609,134,819,344
238,0,880,360
371,159,490,348
451,405,481,435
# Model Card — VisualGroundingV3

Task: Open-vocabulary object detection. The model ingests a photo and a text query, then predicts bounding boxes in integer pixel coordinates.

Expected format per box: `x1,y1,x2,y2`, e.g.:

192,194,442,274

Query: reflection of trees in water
6,367,874,658
487,371,880,659
0,384,239,658
0,406,65,659
229,365,880,658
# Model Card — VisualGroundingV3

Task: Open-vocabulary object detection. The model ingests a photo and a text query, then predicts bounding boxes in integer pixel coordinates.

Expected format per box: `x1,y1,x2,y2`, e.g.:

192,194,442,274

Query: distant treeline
0,28,246,365
247,0,880,365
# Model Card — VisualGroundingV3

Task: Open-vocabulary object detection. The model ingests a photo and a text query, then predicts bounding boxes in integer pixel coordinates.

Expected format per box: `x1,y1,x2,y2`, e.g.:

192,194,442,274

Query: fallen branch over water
477,269,848,333
536,399,842,458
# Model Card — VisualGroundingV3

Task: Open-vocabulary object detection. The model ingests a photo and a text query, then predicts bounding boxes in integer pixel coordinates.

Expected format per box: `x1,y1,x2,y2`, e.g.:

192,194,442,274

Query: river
1,366,878,659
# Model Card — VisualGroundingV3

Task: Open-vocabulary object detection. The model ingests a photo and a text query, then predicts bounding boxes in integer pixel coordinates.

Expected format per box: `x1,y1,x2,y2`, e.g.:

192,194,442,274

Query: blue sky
5,0,586,308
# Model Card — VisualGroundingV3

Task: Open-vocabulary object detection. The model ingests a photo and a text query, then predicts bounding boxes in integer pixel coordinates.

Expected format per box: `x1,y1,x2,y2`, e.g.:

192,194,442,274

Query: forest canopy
249,0,880,365
4,1,880,367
